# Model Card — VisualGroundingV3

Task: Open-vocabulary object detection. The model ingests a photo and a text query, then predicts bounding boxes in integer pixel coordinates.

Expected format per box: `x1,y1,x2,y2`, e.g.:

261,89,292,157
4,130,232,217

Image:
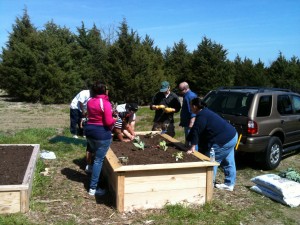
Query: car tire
263,136,282,170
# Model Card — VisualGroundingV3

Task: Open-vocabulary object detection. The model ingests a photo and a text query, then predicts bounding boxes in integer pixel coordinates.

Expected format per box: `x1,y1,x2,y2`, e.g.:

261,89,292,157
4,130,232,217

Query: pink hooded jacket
87,94,115,128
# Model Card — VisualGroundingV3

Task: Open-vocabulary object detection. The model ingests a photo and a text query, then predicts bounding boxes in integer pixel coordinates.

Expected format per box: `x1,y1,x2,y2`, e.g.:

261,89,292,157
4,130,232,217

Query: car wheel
263,136,282,170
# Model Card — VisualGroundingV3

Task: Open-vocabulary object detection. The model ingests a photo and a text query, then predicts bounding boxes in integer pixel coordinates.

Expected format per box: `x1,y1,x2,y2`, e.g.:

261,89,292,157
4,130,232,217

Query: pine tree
164,39,192,88
0,9,41,101
191,37,234,96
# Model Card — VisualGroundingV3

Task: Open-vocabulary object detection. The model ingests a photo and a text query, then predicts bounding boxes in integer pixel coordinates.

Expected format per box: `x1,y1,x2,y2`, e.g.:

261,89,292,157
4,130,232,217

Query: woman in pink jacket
84,81,116,196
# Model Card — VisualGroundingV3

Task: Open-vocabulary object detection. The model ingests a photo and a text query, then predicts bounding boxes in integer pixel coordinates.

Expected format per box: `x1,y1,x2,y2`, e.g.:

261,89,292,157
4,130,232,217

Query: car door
290,94,300,142
277,94,300,144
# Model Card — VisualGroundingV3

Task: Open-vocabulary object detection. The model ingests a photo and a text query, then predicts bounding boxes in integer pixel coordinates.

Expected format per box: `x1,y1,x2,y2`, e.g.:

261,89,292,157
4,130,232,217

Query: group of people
69,80,238,196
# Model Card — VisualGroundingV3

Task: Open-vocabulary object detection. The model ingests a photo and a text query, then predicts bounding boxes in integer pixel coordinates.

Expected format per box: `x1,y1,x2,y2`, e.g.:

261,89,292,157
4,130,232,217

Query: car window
257,95,272,117
203,91,253,116
277,95,293,115
291,95,300,114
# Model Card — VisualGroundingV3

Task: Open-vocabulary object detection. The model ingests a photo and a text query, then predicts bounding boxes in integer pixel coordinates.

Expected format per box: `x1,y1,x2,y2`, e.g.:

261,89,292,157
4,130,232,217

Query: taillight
247,120,258,134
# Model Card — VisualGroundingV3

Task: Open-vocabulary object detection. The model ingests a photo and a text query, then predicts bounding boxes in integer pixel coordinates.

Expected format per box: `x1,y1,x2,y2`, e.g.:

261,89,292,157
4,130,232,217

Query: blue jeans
184,127,198,151
211,133,238,186
88,138,112,190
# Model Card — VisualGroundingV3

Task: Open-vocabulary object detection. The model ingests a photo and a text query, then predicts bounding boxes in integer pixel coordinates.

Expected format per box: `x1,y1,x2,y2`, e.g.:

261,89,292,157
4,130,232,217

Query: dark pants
152,122,175,137
70,108,83,135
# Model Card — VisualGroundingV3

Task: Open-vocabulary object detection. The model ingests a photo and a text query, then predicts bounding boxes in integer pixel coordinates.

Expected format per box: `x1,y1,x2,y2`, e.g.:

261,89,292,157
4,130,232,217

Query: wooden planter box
103,132,218,212
0,144,40,214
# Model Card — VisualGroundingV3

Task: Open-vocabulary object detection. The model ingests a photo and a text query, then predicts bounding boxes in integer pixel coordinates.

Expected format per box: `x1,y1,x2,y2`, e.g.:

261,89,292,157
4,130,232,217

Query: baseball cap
160,81,170,92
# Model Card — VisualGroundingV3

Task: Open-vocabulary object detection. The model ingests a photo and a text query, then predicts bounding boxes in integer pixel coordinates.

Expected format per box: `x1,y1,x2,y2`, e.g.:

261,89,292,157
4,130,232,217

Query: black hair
190,97,207,109
126,103,138,112
92,81,107,95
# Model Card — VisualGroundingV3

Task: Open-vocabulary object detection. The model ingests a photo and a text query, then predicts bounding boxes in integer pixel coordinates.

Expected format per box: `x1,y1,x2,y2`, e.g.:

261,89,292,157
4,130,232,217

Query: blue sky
1,0,299,65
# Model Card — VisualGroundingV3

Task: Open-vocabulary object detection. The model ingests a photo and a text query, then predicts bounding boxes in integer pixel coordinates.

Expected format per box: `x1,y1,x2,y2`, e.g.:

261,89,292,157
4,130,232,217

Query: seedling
133,136,145,150
172,151,184,161
159,140,168,151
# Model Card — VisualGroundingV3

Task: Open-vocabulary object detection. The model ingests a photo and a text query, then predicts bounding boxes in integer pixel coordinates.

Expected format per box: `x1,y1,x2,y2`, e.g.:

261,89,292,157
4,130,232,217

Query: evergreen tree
269,52,300,91
37,21,80,103
164,39,192,88
106,20,164,104
233,56,269,86
75,23,109,86
191,37,234,96
0,9,40,101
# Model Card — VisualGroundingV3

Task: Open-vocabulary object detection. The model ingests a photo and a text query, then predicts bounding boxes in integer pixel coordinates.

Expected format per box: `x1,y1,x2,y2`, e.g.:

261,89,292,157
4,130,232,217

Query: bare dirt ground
1,91,300,225
0,91,69,134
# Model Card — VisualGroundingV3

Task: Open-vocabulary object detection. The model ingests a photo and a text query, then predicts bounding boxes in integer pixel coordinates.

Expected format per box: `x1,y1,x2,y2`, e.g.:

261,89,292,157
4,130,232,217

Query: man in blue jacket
178,82,198,149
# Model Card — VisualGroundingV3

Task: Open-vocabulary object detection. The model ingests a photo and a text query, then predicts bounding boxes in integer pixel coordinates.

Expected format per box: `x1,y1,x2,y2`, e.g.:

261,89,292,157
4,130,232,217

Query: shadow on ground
61,163,114,208
49,135,87,146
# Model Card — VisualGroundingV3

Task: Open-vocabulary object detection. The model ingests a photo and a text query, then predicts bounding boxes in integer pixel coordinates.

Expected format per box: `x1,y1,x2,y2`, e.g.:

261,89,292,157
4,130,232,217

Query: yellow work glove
156,105,166,109
164,107,175,113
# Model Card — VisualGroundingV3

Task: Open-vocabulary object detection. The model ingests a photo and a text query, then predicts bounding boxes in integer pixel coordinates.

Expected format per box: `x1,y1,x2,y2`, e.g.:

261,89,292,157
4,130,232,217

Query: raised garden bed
0,144,40,214
103,132,218,212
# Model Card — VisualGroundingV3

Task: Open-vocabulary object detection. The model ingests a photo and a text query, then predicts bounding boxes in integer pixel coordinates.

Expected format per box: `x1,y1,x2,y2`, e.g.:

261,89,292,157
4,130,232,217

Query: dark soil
0,145,33,185
0,135,200,186
111,134,200,165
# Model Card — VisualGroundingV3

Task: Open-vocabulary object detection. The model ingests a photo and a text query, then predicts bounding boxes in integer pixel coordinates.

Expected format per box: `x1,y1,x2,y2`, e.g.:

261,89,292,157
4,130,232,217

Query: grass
0,104,299,224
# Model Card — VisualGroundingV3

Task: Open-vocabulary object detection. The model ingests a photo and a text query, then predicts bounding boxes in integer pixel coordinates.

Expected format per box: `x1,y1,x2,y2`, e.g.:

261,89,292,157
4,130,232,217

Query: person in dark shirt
187,97,238,191
150,81,181,137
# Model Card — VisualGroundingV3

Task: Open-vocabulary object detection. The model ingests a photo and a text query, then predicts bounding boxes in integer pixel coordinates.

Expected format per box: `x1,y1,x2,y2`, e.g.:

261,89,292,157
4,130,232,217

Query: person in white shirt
69,89,90,138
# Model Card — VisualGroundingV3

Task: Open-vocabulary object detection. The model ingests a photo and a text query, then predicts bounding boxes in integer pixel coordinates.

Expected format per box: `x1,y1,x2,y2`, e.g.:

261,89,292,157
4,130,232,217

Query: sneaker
215,183,234,191
88,188,107,196
85,165,93,173
73,135,78,139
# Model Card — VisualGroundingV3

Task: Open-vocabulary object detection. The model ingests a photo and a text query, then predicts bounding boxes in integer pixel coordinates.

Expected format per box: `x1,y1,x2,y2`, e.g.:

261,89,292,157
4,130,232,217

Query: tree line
0,9,299,104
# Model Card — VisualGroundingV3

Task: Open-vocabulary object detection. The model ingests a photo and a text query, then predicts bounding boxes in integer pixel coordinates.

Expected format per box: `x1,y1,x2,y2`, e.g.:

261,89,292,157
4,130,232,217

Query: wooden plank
114,161,217,172
193,151,211,162
0,192,20,214
206,167,214,202
124,168,207,193
23,144,39,184
20,190,28,213
123,187,206,211
116,173,125,212
0,185,28,191
135,131,161,135
103,162,117,192
106,149,122,170
161,134,214,162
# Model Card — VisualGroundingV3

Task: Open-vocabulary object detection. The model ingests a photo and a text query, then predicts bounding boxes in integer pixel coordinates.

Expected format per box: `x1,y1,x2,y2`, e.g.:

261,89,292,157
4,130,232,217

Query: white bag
250,184,300,207
251,174,300,199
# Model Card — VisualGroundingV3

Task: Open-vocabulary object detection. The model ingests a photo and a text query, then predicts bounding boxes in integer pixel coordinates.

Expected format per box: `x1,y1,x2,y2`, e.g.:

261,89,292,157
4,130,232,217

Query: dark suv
202,87,300,169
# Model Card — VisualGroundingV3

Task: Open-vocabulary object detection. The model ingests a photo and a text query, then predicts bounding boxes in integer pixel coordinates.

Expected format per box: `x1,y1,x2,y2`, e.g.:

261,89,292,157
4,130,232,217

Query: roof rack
217,86,292,93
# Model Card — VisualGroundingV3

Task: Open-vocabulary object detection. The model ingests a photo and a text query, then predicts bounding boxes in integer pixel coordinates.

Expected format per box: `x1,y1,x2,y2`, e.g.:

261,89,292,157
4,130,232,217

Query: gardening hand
164,107,175,113
187,149,194,154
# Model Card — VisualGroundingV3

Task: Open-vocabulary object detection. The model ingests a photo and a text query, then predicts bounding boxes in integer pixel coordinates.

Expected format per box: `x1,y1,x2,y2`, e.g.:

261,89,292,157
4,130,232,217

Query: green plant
159,140,168,151
278,168,300,183
172,151,184,161
133,135,145,150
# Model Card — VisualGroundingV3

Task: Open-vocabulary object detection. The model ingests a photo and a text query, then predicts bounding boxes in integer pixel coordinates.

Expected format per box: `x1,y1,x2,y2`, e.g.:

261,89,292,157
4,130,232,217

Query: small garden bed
103,132,218,212
0,144,39,214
